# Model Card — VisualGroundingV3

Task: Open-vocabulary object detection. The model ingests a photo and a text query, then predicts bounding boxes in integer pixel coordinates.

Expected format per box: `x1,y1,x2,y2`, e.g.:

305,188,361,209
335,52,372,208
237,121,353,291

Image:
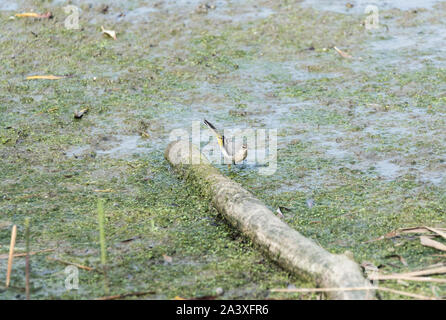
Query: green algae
0,0,445,300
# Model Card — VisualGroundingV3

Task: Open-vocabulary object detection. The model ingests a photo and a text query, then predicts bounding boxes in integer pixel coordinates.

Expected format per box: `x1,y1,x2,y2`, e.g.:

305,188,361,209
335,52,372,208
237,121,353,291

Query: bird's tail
204,119,224,148
203,119,217,130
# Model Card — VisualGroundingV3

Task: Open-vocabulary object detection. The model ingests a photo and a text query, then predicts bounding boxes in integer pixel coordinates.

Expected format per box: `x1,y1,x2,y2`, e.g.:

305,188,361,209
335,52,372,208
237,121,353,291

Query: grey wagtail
204,119,248,168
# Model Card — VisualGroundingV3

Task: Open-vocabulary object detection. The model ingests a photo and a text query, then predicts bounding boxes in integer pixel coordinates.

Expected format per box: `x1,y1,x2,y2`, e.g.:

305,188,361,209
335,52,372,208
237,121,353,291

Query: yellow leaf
101,26,117,40
15,12,52,18
162,254,173,264
139,131,150,138
94,189,113,193
333,46,353,59
15,12,40,18
26,75,64,80
74,108,89,119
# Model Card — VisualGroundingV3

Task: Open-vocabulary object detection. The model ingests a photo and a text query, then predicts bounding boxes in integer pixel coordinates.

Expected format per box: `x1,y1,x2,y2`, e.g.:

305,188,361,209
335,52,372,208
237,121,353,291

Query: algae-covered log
165,140,375,300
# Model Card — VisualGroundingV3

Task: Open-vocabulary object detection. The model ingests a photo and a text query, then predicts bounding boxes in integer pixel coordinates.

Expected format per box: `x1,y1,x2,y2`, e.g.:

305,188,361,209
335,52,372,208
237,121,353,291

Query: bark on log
165,140,375,300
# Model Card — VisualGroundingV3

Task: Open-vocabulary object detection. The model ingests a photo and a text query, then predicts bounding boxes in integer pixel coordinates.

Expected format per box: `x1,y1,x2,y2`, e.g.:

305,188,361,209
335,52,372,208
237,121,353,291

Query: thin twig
95,291,156,300
426,227,446,241
6,225,17,288
398,266,446,278
270,286,437,300
0,248,55,259
365,226,446,243
333,46,353,59
271,287,373,294
46,256,95,271
420,236,446,252
97,199,109,294
369,275,446,283
25,218,30,300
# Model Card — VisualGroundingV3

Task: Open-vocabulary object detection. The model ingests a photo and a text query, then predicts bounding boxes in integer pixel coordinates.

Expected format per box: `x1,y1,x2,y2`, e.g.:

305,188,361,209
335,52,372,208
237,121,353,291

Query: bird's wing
233,146,247,163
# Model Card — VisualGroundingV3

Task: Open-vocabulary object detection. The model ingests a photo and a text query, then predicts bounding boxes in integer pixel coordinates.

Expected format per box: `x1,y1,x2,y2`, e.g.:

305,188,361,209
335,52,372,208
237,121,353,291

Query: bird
203,119,248,168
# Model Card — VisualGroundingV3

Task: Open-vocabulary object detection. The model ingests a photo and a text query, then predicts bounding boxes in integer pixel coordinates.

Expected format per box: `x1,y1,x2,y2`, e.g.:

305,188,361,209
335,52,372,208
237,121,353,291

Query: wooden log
165,140,375,299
